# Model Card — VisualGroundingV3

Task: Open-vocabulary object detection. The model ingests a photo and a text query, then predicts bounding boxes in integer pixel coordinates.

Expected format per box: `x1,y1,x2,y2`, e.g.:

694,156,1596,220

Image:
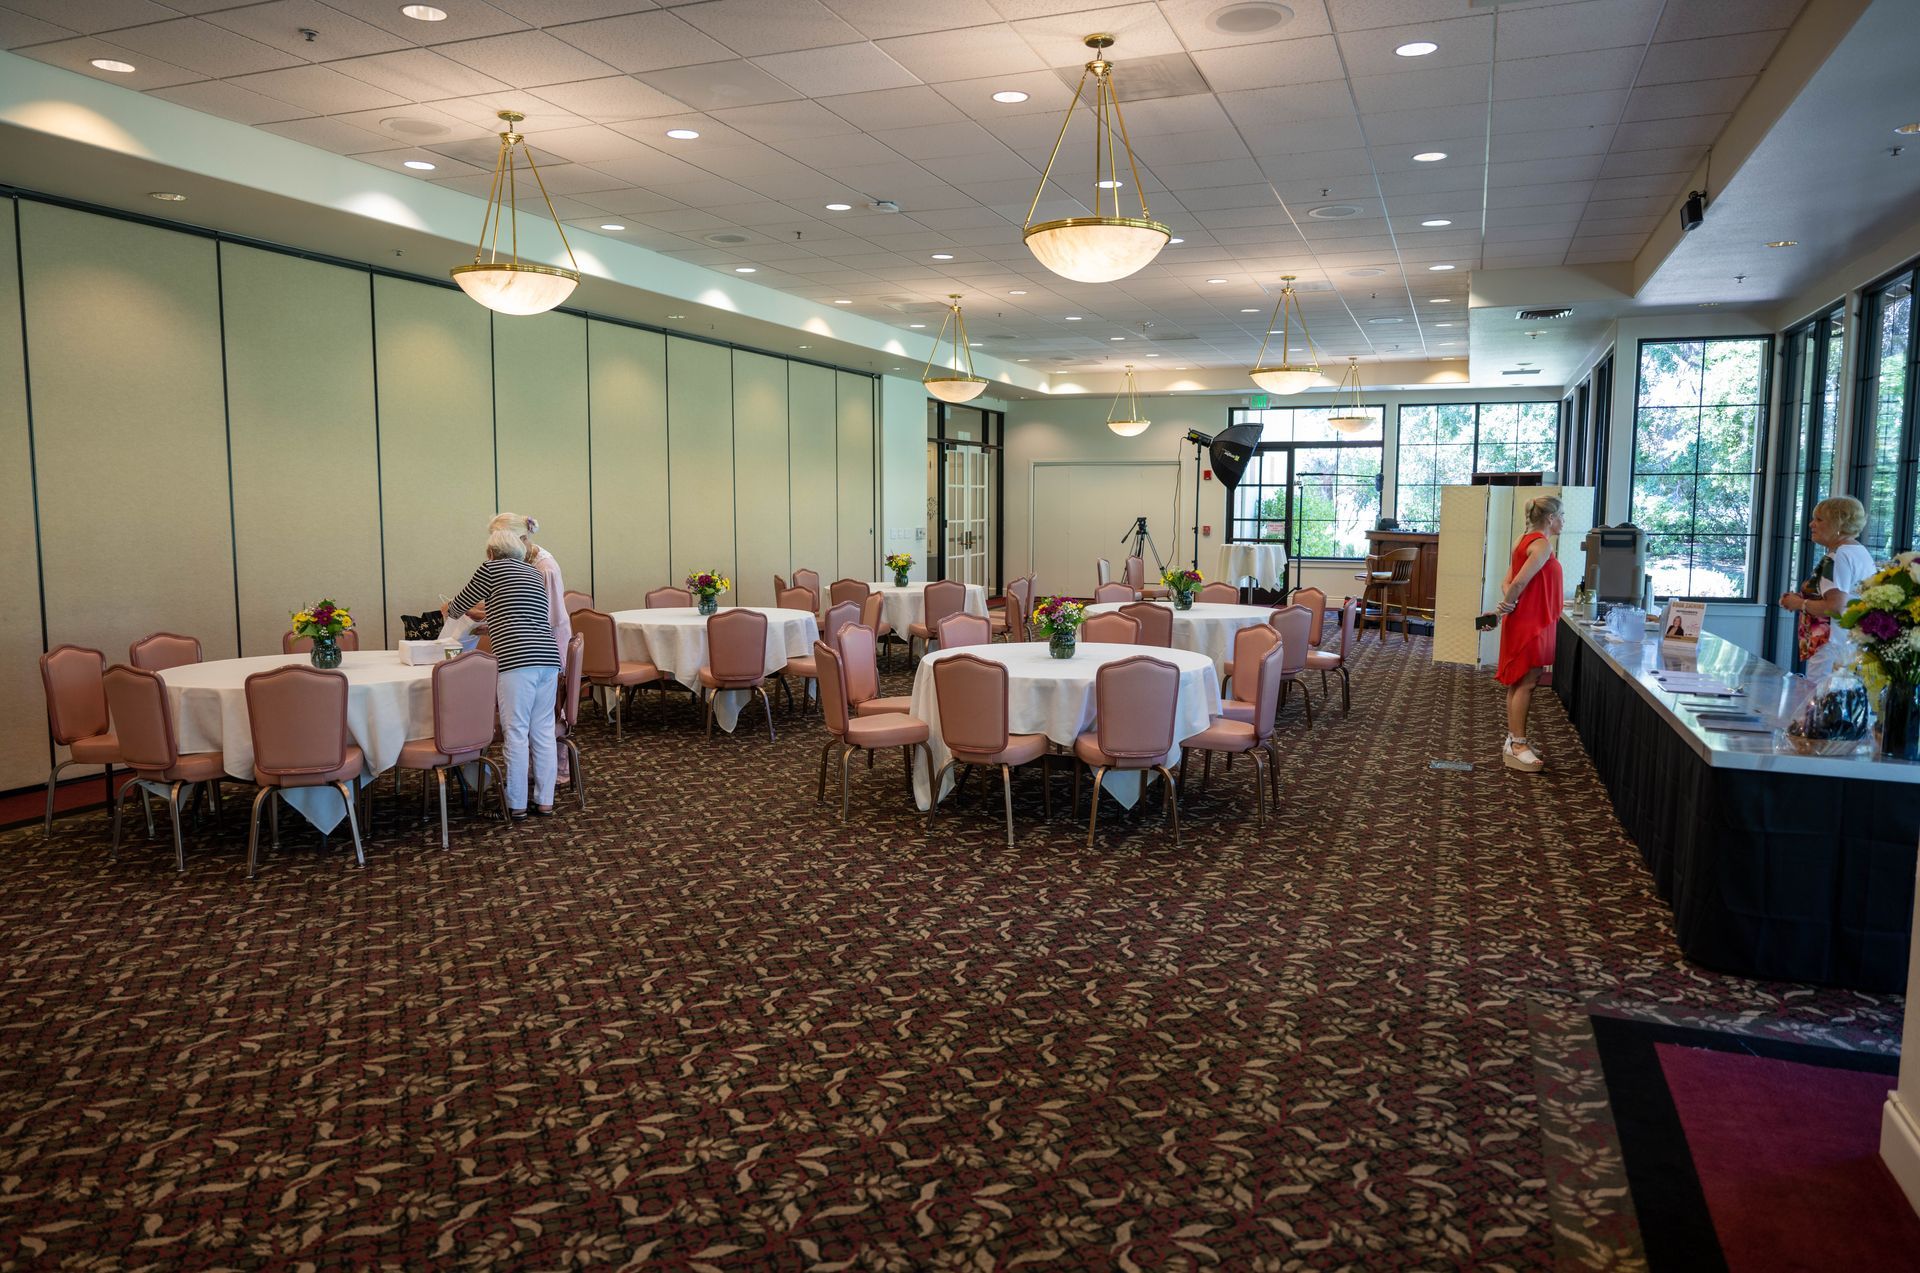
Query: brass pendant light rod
452,111,582,316
922,295,987,403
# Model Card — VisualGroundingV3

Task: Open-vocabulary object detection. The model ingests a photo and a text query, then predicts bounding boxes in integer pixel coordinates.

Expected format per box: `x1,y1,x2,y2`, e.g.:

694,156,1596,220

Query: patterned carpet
0,637,1901,1270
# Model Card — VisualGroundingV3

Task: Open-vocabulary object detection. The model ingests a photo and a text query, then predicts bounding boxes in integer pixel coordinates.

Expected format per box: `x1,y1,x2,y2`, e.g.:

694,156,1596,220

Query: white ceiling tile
0,0,176,33
1490,90,1629,135
638,59,805,110
776,133,905,168
1620,77,1754,122
329,49,510,100
558,149,708,187
436,30,621,89
1485,181,1593,209
1596,145,1703,179
641,178,766,209
1583,195,1670,219
1493,0,1665,60
752,43,920,97
1487,155,1605,188
818,0,1003,39
1338,14,1496,77
1586,174,1686,200
203,1,414,61
1494,47,1645,101
13,37,203,88
318,0,527,42
1174,184,1279,211
531,76,688,122
873,24,1043,82
547,10,734,73
353,146,490,178
1218,81,1357,131
1652,0,1807,41
228,62,411,112
1131,130,1252,165
258,114,393,153
0,6,72,45
99,17,298,77
1350,63,1492,114
676,0,863,57
1242,114,1369,154
1191,36,1345,92
519,123,666,164
148,78,310,125
426,94,591,134
1490,126,1614,163
818,85,965,130
488,0,660,22
1608,113,1728,152
337,104,493,147
1634,31,1785,87
708,100,863,142
870,120,1004,160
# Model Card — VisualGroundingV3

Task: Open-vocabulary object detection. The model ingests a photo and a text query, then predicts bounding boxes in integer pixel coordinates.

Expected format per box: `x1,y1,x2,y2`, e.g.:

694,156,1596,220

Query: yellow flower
338,614,354,628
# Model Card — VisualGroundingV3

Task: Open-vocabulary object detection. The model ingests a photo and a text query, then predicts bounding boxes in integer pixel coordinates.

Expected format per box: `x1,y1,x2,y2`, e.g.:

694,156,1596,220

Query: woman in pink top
491,512,573,784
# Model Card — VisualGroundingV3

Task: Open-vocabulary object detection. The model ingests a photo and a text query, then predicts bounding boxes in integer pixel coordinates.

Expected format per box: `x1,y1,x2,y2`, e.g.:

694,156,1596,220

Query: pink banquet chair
908,579,967,663
820,601,861,652
394,650,506,847
859,591,898,669
554,633,587,809
839,623,911,717
645,586,693,608
575,608,665,740
1291,585,1328,647
775,585,825,713
1092,582,1134,604
1268,604,1316,728
129,632,202,672
1181,642,1285,823
1197,581,1240,605
814,638,932,823
102,665,228,872
39,644,122,837
1118,601,1173,647
699,608,776,742
242,665,367,879
991,576,1034,641
829,578,870,608
1123,555,1171,600
1081,612,1142,644
935,612,993,649
791,568,822,612
1071,655,1182,849
284,629,361,654
928,652,1054,847
1221,621,1281,718
563,590,594,614
1306,598,1361,713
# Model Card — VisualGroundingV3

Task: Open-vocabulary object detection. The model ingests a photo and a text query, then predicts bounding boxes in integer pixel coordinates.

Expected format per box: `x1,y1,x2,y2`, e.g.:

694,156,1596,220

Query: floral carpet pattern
0,637,1901,1270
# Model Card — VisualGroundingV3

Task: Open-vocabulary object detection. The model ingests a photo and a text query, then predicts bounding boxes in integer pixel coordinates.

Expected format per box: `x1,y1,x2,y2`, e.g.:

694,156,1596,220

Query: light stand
1182,424,1264,575
1183,430,1213,571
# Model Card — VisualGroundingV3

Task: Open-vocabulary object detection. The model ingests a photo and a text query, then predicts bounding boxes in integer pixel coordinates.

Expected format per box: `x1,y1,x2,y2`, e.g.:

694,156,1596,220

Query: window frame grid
1391,400,1561,532
1766,305,1845,662
1628,334,1774,603
1850,261,1918,560
1223,406,1385,562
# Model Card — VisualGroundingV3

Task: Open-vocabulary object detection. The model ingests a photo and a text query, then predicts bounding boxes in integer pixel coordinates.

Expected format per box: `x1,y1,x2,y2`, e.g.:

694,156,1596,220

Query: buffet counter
1554,617,1917,991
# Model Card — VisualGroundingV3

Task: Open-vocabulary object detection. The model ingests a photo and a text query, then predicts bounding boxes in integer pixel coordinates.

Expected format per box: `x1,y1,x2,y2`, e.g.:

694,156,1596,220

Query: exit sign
1250,394,1268,409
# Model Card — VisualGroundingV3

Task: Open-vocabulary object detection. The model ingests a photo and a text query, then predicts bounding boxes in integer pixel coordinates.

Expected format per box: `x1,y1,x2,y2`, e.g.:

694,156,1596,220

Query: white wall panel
836,371,875,580
788,363,838,586
0,201,45,792
495,310,590,596
222,244,382,656
587,321,668,610
667,337,735,587
732,351,790,607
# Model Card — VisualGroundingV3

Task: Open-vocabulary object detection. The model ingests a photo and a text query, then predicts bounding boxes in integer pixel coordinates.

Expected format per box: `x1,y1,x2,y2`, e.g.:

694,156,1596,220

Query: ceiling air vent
1516,306,1573,321
1502,368,1543,376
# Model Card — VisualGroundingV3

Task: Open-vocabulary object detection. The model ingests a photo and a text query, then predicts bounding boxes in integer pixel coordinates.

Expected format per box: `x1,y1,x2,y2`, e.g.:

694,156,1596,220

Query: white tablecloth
908,641,1220,811
867,582,988,635
1086,601,1278,674
610,606,819,731
1217,542,1289,589
159,651,435,832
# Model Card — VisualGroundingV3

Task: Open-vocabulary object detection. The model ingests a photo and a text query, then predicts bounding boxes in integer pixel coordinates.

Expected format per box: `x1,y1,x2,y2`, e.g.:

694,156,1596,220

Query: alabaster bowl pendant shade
922,294,987,403
1022,36,1169,284
452,110,579,317
1249,367,1319,396
1326,357,1371,433
1248,275,1321,396
1106,363,1150,437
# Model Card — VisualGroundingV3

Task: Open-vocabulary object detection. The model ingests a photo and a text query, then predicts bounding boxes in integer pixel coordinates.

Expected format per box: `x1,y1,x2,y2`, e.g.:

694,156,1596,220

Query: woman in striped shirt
490,512,572,786
446,529,563,819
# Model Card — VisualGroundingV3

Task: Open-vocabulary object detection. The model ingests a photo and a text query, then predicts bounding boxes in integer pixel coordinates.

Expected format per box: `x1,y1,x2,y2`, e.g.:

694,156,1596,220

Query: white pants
498,665,559,812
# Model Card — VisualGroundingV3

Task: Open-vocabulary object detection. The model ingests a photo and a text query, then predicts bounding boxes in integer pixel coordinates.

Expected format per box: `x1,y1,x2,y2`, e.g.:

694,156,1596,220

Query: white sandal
1502,735,1544,772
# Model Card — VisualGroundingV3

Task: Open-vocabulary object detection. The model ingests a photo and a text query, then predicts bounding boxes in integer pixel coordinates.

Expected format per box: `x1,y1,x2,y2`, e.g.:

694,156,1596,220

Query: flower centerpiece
685,570,731,616
885,552,914,588
1031,596,1087,660
1162,567,1203,610
1837,551,1920,759
292,599,353,669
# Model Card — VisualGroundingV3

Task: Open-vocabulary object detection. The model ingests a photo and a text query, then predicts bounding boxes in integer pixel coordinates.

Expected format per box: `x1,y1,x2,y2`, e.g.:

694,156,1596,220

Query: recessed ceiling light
1429,264,1456,271
1434,321,1455,327
1017,358,1030,362
1366,317,1405,325
1698,302,1721,308
1240,308,1259,313
1896,123,1920,135
798,345,810,349
1146,353,1159,357
824,202,851,211
148,191,187,202
1429,297,1451,302
90,58,136,73
969,341,982,347
1207,277,1226,284
1395,41,1438,57
665,128,700,140
1064,315,1082,321
1009,290,1027,295
598,222,625,230
992,90,1029,104
1421,218,1453,227
1413,151,1447,162
1169,237,1185,244
1765,240,1797,248
402,159,436,170
400,4,448,19
1096,179,1123,189
1109,336,1125,340
931,252,954,260
1347,268,1385,278
909,323,926,328
734,266,756,273
667,313,685,319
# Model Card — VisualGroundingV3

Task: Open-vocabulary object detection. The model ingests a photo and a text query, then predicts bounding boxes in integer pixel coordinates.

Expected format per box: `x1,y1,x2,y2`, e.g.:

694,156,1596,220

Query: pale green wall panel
374,275,495,632
788,362,838,588
731,350,790,607
586,321,668,610
21,202,235,672
495,310,590,595
667,337,735,586
222,244,382,656
0,201,47,792
836,370,876,579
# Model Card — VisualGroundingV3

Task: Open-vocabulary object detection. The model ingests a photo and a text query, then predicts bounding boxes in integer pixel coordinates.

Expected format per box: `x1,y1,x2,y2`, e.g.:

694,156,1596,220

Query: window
1630,336,1771,599
1775,307,1844,595
1226,406,1383,560
1393,401,1559,532
1854,268,1915,559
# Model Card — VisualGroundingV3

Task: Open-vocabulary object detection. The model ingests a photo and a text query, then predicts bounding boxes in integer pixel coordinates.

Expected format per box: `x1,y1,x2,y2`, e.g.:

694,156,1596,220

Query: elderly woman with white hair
489,512,573,786
445,527,562,820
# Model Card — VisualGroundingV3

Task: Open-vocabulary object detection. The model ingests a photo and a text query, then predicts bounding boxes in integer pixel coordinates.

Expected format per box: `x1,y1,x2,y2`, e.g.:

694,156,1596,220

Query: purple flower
1859,609,1902,641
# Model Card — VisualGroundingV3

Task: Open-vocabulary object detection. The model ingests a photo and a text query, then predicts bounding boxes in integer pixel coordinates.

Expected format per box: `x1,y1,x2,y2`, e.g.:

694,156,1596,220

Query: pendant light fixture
1325,357,1372,433
1022,34,1170,284
1249,275,1321,395
450,111,580,316
1106,364,1150,437
922,295,987,403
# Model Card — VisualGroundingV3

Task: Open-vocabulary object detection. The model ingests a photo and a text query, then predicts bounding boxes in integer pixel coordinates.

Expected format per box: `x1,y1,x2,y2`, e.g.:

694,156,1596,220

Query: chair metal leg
269,792,281,850
1085,765,1107,849
108,773,144,855
44,759,73,837
434,768,451,848
565,739,586,810
902,746,915,799
1340,669,1351,714
1249,751,1267,825
817,738,836,803
1040,756,1052,818
1155,764,1180,847
334,780,365,868
1071,761,1080,817
927,759,954,826
703,690,716,741
1268,738,1281,808
165,781,188,872
246,786,275,879
758,685,777,743
839,746,855,823
1301,681,1314,728
1201,748,1213,791
999,764,1015,849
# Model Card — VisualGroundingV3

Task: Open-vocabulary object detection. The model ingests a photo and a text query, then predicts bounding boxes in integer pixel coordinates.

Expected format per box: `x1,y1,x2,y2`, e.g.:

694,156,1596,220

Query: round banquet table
158,651,434,833
1085,600,1279,675
1217,541,1289,590
609,606,819,731
867,581,988,635
908,641,1220,812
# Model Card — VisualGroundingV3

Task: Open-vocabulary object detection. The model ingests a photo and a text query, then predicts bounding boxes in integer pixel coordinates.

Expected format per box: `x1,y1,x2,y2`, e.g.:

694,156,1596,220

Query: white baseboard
1879,1092,1920,1217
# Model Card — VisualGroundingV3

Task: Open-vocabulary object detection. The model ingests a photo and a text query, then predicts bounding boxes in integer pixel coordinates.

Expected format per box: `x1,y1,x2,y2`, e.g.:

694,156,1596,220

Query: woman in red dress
1495,496,1565,772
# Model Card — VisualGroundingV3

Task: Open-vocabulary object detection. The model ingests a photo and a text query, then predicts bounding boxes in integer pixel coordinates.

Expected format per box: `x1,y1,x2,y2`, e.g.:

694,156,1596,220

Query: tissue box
400,640,465,665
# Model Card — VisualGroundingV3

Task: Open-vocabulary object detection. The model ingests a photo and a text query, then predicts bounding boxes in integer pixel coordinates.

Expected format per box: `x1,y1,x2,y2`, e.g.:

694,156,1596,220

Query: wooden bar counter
1363,529,1438,620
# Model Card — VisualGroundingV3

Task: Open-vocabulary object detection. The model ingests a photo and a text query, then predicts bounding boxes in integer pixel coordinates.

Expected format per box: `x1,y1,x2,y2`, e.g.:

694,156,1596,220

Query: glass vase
697,594,719,616
309,633,342,670
1048,631,1076,660
894,570,909,588
1881,681,1920,762
1172,591,1194,611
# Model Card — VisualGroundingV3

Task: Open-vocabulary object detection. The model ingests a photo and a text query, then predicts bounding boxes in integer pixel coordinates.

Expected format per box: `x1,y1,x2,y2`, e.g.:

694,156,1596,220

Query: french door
929,401,1003,589
944,442,991,585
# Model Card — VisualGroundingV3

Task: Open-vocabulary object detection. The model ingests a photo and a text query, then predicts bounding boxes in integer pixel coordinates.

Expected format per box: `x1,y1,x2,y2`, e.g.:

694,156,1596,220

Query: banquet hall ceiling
0,0,1810,374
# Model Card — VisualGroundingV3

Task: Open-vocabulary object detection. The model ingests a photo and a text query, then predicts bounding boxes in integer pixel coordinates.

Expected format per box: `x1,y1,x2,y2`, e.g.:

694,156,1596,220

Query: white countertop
1563,618,1920,783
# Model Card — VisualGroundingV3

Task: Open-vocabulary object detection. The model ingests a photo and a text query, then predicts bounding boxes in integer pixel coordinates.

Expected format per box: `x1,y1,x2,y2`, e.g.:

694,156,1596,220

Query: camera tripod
1119,515,1166,573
